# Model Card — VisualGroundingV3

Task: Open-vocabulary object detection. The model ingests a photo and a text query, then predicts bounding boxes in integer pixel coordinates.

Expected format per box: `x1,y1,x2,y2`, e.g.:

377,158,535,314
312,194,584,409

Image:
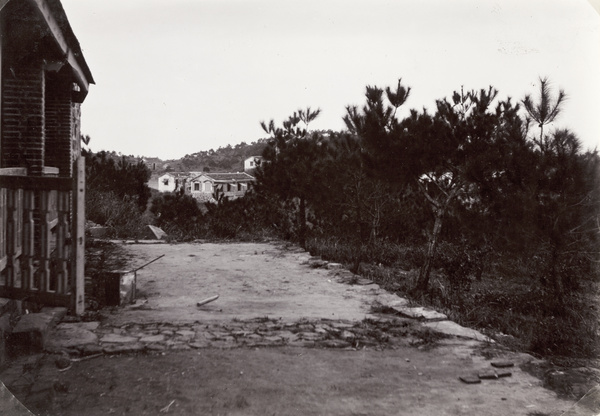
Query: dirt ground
0,241,590,415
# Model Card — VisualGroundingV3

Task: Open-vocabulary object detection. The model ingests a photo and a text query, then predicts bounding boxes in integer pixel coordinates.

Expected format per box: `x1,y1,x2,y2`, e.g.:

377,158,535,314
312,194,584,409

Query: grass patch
306,236,600,360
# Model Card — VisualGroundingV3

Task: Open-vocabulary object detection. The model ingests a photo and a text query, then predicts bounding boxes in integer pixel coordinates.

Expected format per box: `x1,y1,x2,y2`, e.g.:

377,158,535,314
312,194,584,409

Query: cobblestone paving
49,316,442,357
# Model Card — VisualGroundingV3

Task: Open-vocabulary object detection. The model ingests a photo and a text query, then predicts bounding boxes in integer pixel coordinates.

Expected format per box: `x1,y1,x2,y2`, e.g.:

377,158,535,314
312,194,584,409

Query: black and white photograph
0,0,599,414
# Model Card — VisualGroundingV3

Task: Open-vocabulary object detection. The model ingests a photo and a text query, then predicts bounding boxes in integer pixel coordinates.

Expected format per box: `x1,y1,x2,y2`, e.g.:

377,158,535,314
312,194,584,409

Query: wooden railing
0,168,84,312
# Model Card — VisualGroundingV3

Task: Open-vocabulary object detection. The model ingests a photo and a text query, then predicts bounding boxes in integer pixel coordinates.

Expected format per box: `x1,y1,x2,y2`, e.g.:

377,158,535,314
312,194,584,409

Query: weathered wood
197,295,219,307
0,168,83,313
0,287,71,307
0,188,6,273
5,188,23,287
39,190,51,292
22,190,35,290
72,157,86,315
0,175,72,191
55,191,70,294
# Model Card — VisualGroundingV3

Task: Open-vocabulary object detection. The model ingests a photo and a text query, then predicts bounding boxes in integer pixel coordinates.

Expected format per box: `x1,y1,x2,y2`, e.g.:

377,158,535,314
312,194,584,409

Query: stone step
7,307,67,355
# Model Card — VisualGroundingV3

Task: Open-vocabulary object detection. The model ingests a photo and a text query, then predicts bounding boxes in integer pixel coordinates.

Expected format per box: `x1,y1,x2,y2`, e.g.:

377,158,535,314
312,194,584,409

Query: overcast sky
61,0,600,160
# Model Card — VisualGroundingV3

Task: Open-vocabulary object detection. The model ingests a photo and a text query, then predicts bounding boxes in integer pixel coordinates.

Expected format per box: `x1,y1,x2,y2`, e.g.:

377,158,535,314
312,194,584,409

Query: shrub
86,189,151,238
150,191,203,229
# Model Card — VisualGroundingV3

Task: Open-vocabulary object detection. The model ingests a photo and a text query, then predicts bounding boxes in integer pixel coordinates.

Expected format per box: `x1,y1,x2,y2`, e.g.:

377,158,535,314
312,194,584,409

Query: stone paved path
46,316,445,356
43,241,492,356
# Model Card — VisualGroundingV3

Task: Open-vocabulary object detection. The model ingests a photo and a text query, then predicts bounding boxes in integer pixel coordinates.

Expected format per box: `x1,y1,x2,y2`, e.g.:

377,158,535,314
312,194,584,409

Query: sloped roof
192,172,255,182
2,0,94,92
46,0,94,84
159,172,193,179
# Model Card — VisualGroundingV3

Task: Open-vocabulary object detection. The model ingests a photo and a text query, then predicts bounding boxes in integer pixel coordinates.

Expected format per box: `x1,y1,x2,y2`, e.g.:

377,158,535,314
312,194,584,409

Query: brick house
0,0,94,315
188,172,255,203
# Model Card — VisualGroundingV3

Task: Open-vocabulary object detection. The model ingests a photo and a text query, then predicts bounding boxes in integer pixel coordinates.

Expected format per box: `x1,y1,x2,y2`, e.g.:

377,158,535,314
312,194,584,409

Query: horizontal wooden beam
0,287,71,307
0,175,72,192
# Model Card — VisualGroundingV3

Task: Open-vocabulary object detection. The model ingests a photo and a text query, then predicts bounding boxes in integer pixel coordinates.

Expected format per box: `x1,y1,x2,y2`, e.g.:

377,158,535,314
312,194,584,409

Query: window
227,183,232,192
204,181,212,192
194,182,200,191
237,183,242,191
250,161,254,167
163,179,169,185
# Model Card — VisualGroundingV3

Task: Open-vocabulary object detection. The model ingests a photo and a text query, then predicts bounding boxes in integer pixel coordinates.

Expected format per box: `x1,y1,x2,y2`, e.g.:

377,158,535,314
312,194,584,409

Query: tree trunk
298,196,307,249
548,244,564,305
414,208,444,292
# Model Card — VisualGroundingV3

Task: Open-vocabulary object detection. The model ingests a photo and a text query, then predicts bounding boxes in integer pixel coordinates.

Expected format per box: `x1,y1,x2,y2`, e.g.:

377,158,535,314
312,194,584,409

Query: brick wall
45,71,73,177
1,63,45,175
1,62,78,177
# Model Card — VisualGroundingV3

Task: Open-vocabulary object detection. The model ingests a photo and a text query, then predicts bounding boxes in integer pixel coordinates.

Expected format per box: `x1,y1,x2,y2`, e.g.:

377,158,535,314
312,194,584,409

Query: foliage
86,189,151,238
254,107,326,248
150,191,202,229
249,76,599,358
84,149,152,210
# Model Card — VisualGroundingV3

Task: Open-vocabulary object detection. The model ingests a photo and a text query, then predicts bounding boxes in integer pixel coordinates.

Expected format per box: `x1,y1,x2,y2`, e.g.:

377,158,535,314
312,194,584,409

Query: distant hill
130,139,270,188
162,139,269,173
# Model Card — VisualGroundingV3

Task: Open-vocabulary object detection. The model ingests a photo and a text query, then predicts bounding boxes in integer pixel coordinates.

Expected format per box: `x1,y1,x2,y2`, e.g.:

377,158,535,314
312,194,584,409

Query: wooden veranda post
72,156,85,315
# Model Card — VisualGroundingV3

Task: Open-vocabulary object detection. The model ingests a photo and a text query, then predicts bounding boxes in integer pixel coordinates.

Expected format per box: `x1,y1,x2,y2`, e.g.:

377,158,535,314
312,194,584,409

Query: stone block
100,334,139,343
490,360,514,368
459,375,481,384
340,330,356,341
40,307,67,323
45,323,99,351
393,306,447,321
139,334,165,343
9,313,57,353
144,225,167,240
478,370,499,380
59,321,100,331
422,320,492,342
88,226,110,239
175,330,195,338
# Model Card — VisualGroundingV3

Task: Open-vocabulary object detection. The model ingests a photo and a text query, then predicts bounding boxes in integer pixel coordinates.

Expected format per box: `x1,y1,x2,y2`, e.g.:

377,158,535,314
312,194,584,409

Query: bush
86,189,151,238
150,191,203,229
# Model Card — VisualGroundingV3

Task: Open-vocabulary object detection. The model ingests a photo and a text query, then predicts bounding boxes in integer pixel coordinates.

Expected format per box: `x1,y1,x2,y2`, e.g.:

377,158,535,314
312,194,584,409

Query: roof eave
28,0,95,99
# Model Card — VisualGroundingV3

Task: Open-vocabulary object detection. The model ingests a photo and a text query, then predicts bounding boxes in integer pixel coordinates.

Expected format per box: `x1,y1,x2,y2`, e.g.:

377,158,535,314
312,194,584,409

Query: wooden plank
39,190,51,292
22,190,35,291
0,287,71,307
0,175,72,191
72,157,85,315
0,168,27,176
55,191,70,294
0,188,6,272
5,189,17,287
